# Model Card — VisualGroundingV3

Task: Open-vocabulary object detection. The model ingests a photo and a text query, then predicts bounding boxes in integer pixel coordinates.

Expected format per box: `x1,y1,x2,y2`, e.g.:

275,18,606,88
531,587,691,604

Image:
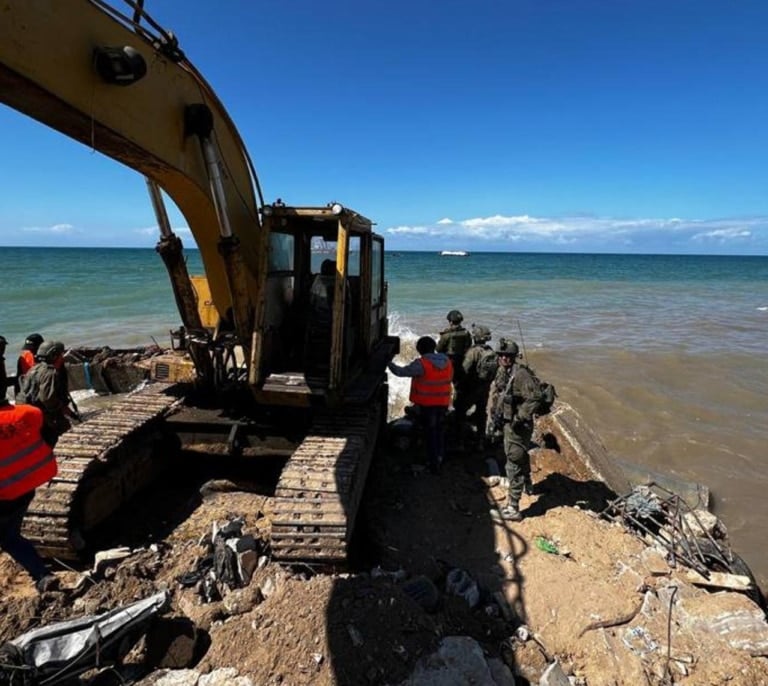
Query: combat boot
491,503,523,522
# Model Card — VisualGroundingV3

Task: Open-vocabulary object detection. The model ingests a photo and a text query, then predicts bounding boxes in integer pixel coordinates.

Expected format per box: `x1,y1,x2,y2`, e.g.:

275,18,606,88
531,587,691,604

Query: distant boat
439,250,469,257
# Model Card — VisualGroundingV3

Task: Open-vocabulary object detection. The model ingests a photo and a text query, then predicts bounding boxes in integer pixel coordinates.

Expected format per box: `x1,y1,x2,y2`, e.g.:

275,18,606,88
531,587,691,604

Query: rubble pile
1,423,768,685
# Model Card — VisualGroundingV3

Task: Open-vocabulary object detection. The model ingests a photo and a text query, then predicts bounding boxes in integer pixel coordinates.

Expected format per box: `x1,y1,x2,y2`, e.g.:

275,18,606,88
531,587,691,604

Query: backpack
476,348,498,382
521,363,557,416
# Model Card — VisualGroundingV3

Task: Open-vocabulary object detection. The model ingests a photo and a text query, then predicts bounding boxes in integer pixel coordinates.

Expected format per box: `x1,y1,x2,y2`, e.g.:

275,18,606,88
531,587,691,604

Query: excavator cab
254,202,396,407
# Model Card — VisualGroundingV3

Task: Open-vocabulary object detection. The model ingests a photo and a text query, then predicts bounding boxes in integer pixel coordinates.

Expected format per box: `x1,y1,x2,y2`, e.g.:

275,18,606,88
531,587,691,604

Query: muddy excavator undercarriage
0,0,398,565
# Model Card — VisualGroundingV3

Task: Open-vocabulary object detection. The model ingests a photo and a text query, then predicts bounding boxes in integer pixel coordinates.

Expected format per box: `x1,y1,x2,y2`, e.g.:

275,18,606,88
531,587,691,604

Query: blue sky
2,0,768,254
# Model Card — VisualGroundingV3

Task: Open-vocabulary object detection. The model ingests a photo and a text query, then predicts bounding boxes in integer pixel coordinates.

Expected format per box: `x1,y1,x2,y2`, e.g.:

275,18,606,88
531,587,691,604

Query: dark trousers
503,421,533,507
0,490,49,582
421,405,447,468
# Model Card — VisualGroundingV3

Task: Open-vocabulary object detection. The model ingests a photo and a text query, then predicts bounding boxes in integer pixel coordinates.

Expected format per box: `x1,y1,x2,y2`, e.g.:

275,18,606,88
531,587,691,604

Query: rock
539,660,570,686
259,576,276,599
679,592,768,653
682,510,723,538
398,636,498,685
92,546,132,576
199,668,254,685
137,669,200,686
347,624,364,647
401,575,440,612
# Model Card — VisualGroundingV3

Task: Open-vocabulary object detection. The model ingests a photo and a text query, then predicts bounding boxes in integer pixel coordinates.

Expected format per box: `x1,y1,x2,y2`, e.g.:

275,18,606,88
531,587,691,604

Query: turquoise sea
2,247,768,586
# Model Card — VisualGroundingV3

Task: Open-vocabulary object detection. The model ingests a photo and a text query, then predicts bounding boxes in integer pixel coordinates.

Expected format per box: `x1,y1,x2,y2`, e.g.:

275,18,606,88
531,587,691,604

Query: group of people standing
0,332,74,593
388,310,543,523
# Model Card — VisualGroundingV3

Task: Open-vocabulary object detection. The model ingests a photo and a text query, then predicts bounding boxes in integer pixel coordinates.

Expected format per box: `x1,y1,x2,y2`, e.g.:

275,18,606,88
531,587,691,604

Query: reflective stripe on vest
0,404,57,500
410,357,453,407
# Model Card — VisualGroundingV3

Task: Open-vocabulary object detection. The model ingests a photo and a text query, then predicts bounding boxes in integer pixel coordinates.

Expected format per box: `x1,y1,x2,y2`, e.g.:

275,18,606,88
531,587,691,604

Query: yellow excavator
0,0,399,564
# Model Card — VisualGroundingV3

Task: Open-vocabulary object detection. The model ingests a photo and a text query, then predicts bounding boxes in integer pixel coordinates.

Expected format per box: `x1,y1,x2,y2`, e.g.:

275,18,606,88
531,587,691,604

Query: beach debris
0,591,169,685
535,536,560,556
445,568,480,608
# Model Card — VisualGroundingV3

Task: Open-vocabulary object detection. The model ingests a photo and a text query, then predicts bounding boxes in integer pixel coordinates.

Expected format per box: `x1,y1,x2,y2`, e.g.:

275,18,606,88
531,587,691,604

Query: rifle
516,320,529,364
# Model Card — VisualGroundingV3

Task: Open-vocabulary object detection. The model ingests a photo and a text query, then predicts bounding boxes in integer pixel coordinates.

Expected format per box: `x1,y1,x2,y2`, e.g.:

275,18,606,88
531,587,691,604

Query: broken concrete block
398,636,496,685
92,546,132,576
144,669,201,686
540,659,570,686
199,667,254,685
682,510,723,538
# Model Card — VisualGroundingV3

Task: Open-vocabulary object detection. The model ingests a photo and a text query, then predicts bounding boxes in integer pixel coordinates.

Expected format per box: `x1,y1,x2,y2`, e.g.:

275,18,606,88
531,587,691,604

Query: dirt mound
1,431,768,685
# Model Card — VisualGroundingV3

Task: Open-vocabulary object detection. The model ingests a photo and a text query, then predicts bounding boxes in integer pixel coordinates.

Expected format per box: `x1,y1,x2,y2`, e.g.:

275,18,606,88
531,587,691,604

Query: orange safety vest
18,350,35,377
409,357,453,407
0,403,57,500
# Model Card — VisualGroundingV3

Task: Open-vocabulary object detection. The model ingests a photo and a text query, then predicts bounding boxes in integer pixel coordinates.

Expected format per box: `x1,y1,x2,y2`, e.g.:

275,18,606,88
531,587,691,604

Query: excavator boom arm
0,0,265,347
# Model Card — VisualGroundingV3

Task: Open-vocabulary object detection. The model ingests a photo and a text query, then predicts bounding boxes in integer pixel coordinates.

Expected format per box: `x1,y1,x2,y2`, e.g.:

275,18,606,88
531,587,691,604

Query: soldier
457,324,497,445
436,309,473,412
486,338,542,521
18,341,72,446
15,333,44,396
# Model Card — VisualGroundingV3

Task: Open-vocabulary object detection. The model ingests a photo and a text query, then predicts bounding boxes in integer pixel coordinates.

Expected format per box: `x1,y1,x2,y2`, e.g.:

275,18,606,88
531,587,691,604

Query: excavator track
23,383,182,559
270,395,385,564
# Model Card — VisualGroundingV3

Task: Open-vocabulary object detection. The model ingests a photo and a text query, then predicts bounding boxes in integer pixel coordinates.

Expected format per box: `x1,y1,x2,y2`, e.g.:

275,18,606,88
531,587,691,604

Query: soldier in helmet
486,338,542,521
456,324,497,446
14,333,44,395
436,309,473,410
18,340,72,446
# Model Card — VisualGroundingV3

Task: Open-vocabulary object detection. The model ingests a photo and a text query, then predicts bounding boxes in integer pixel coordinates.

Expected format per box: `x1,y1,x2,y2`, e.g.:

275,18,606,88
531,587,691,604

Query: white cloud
134,225,192,236
22,223,76,234
385,213,767,249
691,227,751,241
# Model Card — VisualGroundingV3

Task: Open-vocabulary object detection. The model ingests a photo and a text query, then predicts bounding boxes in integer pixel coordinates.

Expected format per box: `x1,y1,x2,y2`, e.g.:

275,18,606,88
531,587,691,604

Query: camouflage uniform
458,341,495,438
436,324,472,408
19,362,71,445
486,361,542,510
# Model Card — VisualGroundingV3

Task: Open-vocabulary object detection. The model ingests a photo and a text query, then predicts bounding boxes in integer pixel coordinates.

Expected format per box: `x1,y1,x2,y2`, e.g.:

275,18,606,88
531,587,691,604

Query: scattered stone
540,659,570,686
199,667,254,685
347,624,364,647
397,636,497,685
401,575,440,612
92,546,133,576
682,510,724,538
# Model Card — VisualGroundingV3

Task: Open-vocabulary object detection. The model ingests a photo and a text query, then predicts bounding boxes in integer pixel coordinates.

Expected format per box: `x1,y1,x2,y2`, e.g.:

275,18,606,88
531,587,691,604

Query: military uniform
436,323,472,406
487,359,542,513
458,341,495,438
19,361,71,445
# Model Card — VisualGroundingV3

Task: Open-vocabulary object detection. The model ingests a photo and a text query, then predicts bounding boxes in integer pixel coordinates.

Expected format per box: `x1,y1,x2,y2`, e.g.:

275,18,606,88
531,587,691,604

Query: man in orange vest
388,336,453,473
0,358,60,592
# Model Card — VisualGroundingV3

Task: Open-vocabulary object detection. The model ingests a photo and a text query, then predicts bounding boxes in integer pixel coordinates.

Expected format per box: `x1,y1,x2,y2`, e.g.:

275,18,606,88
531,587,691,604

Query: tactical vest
440,327,472,358
0,403,57,500
410,357,453,407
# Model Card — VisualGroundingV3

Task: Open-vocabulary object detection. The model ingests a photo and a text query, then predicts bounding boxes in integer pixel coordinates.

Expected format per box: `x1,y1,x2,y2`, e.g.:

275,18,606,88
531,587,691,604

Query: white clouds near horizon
385,214,765,252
